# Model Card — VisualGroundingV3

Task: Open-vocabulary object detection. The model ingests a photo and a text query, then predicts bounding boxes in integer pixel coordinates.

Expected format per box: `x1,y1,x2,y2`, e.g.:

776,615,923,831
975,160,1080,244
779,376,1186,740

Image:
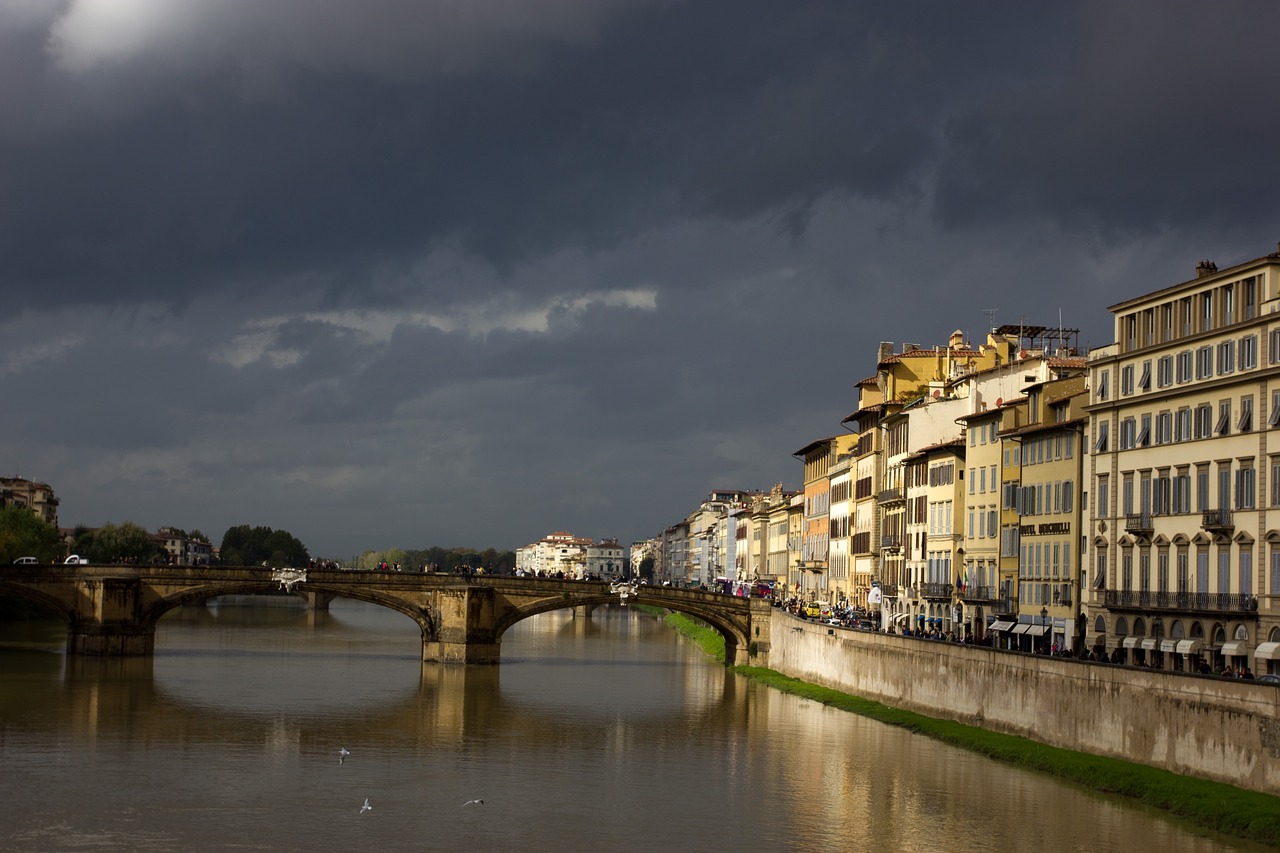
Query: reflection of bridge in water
0,565,773,665
1,611,758,756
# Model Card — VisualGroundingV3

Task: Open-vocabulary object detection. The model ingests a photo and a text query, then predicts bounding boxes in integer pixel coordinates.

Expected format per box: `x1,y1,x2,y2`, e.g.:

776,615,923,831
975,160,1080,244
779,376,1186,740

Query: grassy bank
649,606,1280,848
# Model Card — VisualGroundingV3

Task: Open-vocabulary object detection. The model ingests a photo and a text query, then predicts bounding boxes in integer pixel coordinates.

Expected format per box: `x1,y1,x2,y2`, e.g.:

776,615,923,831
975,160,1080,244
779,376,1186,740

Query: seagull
462,799,484,806
339,747,350,764
360,798,372,814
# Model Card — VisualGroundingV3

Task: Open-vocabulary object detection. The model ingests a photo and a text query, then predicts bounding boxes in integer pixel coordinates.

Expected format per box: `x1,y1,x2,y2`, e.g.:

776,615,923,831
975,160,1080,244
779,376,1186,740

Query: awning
1220,641,1245,657
1024,625,1049,636
988,620,1014,632
1176,639,1203,655
1254,641,1280,661
1010,624,1031,635
1140,638,1158,651
1160,640,1178,653
1122,636,1140,649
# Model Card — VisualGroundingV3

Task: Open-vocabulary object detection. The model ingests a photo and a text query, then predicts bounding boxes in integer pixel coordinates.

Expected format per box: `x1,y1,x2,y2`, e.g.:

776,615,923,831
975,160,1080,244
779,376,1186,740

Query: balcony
918,582,954,600
878,584,899,598
879,535,902,552
877,488,904,505
959,584,995,603
1103,589,1258,614
1124,513,1153,536
1201,509,1233,534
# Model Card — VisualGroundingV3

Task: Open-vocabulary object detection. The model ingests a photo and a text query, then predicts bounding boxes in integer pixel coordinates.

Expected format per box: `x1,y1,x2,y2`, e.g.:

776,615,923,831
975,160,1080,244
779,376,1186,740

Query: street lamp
1040,606,1049,653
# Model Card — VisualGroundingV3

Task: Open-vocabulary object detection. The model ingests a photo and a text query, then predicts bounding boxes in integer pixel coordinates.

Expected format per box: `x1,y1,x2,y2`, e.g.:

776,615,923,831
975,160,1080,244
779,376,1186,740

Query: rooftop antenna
983,308,997,333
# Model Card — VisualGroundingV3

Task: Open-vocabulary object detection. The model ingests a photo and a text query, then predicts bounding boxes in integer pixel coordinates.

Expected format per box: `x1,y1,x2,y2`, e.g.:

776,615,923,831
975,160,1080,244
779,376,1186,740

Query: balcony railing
1202,509,1233,532
877,488,904,504
879,535,901,551
1124,513,1153,535
959,585,995,603
918,582,953,600
878,584,899,598
1103,590,1258,613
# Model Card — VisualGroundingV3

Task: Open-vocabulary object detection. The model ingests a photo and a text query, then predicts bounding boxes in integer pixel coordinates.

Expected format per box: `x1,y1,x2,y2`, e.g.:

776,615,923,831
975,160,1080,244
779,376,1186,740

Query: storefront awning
1176,639,1203,655
988,620,1014,632
1254,641,1280,661
1220,641,1245,657
1159,639,1178,653
1010,624,1031,635
1140,638,1158,651
1024,625,1049,636
1121,636,1139,649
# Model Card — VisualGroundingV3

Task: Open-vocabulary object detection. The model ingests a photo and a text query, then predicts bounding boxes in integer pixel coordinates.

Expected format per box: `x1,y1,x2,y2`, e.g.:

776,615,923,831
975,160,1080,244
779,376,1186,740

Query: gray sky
3,1,1278,558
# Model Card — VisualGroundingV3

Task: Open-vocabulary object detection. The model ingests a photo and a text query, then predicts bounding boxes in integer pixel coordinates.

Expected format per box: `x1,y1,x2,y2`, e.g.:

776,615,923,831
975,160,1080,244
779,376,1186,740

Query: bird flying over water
339,747,350,764
360,798,372,814
463,799,484,806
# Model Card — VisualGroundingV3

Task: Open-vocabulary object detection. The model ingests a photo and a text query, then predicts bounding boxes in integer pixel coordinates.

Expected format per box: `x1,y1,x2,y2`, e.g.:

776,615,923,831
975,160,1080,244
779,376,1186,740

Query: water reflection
0,600,1261,853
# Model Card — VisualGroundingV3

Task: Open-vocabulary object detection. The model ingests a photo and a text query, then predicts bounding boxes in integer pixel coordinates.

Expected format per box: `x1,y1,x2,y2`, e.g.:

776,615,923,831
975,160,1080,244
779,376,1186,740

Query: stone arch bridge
0,565,774,665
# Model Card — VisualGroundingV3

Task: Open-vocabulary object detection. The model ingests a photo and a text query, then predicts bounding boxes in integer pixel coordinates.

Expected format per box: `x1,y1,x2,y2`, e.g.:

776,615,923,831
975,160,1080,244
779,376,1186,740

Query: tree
219,525,309,567
0,505,63,564
85,522,162,564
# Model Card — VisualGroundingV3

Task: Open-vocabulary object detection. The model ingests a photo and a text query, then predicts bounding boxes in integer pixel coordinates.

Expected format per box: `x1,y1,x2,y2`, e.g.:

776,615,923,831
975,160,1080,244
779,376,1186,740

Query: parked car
12,556,38,565
64,555,89,564
1258,674,1280,685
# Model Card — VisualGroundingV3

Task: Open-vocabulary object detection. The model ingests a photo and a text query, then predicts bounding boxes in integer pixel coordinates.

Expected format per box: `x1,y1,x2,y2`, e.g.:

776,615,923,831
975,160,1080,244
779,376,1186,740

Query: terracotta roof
1001,416,1088,438
1047,356,1088,369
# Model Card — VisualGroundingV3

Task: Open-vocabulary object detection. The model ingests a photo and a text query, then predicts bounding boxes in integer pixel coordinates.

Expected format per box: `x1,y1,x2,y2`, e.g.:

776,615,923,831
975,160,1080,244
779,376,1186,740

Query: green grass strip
645,606,1280,847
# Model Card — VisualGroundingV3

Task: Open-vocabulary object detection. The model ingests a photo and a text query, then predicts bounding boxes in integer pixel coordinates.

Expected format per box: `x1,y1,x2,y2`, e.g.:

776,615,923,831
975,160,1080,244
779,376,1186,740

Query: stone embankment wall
767,612,1280,795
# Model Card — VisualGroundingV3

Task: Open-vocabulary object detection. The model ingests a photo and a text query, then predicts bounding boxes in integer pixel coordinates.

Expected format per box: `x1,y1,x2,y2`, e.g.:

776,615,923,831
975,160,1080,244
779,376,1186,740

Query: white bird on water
462,799,484,806
339,747,350,764
360,798,372,814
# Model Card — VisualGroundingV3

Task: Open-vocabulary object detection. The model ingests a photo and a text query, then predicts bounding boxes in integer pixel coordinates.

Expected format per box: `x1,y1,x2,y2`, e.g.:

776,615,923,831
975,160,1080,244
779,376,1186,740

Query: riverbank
651,608,1280,849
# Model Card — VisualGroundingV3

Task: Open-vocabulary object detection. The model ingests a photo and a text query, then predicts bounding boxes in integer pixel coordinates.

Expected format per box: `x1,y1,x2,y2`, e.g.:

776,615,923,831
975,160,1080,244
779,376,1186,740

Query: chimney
1195,260,1218,278
878,342,894,362
949,329,965,350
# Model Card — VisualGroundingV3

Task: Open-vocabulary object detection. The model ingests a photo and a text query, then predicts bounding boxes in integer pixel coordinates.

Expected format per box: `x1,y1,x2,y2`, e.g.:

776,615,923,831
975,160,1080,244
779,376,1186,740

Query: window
1175,407,1192,442
1236,464,1256,510
1195,403,1212,439
1240,335,1258,371
1155,411,1172,444
1094,421,1109,453
1120,365,1135,395
1270,390,1280,428
1223,283,1235,324
1196,466,1209,512
1270,328,1280,364
1218,340,1236,375
1173,469,1190,514
1217,401,1231,436
1196,345,1213,379
1097,474,1109,518
1156,355,1173,388
1238,397,1253,433
1201,292,1214,330
1244,278,1257,320
1272,457,1280,507
1096,369,1110,401
1153,473,1170,515
1137,414,1151,447
1119,417,1136,450
1138,360,1152,391
1240,547,1252,596
1176,350,1192,383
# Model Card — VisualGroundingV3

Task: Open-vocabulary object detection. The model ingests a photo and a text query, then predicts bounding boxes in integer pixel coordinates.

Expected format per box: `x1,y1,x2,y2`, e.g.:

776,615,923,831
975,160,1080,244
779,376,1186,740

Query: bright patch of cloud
213,288,658,368
0,335,84,377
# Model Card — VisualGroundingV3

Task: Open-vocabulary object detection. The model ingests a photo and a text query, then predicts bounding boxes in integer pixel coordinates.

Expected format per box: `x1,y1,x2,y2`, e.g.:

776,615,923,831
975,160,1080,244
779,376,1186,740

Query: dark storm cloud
3,1,1278,554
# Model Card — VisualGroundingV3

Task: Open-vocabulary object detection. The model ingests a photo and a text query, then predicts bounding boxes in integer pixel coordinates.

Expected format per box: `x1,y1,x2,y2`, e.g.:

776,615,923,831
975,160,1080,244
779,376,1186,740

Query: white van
12,556,38,565
64,555,89,564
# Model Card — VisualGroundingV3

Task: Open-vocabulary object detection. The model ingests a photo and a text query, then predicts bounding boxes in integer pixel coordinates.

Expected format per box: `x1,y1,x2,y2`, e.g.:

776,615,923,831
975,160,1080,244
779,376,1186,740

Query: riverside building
1086,247,1280,674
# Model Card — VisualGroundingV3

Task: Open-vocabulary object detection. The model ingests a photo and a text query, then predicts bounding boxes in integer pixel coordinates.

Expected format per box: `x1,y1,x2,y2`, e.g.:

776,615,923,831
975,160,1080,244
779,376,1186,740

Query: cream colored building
1086,248,1280,675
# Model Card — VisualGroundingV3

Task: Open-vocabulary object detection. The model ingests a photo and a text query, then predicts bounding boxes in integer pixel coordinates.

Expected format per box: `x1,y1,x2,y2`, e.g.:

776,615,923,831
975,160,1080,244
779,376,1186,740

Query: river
0,598,1259,852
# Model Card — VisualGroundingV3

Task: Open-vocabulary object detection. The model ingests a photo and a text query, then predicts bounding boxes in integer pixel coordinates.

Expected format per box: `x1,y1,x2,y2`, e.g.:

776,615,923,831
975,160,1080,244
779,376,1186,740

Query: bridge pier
299,591,335,611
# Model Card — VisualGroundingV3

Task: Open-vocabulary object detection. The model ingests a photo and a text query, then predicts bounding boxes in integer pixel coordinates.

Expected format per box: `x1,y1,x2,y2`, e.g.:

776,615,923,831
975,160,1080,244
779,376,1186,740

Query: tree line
1,507,512,574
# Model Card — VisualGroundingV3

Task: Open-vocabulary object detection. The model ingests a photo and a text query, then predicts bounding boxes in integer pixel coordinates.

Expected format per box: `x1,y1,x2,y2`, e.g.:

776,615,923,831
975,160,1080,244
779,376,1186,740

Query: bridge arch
490,589,754,663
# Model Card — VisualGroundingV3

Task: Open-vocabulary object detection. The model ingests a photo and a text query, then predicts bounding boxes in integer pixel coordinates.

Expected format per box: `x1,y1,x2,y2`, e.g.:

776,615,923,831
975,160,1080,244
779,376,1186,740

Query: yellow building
1086,247,1280,675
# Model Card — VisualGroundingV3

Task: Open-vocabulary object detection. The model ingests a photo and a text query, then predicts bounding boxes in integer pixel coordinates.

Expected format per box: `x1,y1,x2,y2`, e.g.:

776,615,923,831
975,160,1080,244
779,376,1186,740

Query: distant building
516,530,622,577
0,477,59,526
153,528,214,565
